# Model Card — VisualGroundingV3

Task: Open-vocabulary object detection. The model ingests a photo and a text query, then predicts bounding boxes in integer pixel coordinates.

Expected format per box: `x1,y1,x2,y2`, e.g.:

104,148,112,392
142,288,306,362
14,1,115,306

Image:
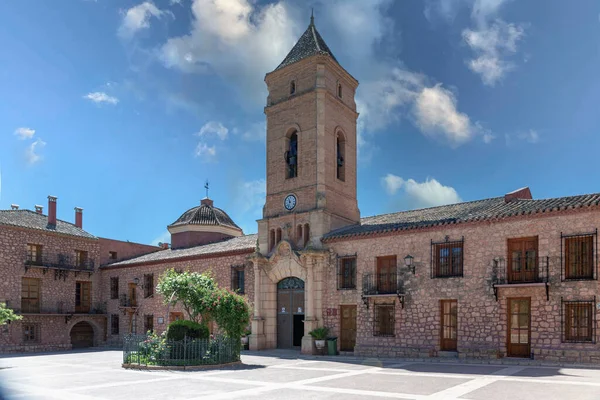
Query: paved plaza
1,350,600,400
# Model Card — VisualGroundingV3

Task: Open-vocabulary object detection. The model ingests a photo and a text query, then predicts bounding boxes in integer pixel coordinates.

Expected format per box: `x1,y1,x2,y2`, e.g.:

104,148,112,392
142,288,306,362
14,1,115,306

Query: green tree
213,289,251,340
0,302,22,325
156,269,250,341
156,269,219,323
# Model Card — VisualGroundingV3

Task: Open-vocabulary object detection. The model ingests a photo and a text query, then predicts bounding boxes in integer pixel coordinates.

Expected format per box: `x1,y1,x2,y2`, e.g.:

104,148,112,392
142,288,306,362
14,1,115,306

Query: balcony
361,272,405,309
119,294,137,308
24,252,95,275
491,256,551,301
14,301,106,316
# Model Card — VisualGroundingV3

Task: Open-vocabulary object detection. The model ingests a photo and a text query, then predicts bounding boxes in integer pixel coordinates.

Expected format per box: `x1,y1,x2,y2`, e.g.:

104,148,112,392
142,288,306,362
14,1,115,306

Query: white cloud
194,142,217,160
381,174,462,209
157,0,486,148
482,131,495,143
25,139,46,165
170,0,183,4
83,92,119,105
119,1,169,38
197,121,228,140
14,127,35,140
463,20,525,86
382,174,404,195
413,84,473,147
517,129,539,143
160,0,298,106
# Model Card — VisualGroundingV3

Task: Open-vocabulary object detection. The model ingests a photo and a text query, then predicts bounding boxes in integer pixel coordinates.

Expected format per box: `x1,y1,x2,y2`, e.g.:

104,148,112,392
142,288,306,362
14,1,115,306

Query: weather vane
204,180,210,198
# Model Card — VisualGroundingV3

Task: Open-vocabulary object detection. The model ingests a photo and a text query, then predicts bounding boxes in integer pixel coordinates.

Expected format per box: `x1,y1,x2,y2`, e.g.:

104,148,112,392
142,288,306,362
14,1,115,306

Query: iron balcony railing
24,252,95,272
12,301,106,315
492,255,551,285
119,294,138,307
362,272,405,296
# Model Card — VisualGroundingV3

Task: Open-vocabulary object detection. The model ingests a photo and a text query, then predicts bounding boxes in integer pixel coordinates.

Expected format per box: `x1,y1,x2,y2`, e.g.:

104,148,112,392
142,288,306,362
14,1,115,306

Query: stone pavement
1,349,600,399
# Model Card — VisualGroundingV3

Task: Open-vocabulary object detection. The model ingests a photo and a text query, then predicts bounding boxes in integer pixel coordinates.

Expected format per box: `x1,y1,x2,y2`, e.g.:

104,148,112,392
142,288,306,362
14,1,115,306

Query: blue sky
1,0,600,245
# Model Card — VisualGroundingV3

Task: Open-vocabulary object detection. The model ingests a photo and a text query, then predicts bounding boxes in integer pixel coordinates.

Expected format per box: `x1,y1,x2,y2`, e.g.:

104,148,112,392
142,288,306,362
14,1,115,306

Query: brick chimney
201,197,213,207
48,195,57,226
504,187,532,203
74,207,83,229
161,243,170,250
11,204,19,210
35,205,43,214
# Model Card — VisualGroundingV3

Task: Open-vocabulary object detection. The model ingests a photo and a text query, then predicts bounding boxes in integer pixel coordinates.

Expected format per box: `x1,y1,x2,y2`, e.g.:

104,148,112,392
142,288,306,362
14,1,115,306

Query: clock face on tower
284,194,297,211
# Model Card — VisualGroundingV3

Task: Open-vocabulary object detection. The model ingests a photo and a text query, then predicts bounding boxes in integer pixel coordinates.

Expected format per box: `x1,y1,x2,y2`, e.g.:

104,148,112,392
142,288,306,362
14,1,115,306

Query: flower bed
122,333,240,367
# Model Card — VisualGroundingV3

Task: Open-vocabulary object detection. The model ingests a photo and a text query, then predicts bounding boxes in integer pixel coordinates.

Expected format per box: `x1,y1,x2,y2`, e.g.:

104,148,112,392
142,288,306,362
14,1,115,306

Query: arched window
290,81,296,95
336,132,345,181
285,131,298,179
276,228,282,245
337,83,342,98
269,229,275,252
303,223,310,247
297,225,303,247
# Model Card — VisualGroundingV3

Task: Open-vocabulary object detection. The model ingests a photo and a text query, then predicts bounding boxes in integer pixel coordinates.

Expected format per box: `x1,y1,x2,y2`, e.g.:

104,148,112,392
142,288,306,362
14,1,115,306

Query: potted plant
309,327,329,350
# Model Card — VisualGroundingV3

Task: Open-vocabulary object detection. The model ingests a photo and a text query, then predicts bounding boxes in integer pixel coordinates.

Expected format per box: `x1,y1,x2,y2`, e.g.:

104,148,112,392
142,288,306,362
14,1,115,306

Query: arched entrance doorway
70,321,94,348
277,277,305,348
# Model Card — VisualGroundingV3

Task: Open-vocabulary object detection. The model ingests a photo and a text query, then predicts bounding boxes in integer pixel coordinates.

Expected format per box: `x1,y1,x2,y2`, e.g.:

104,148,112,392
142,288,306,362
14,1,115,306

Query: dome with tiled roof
167,198,243,249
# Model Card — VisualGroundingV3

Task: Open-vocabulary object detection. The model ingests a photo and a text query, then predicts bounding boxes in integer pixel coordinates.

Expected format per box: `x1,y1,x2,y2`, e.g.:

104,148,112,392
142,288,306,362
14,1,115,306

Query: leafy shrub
166,319,209,341
309,326,329,340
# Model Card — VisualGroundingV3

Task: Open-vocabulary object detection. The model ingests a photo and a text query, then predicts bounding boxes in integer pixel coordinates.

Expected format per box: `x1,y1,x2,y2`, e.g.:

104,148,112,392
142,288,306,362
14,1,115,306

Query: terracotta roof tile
103,234,257,267
0,209,96,239
323,193,600,241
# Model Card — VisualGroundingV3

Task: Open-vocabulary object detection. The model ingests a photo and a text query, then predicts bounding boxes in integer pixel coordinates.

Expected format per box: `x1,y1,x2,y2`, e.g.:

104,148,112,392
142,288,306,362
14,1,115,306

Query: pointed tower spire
273,9,338,71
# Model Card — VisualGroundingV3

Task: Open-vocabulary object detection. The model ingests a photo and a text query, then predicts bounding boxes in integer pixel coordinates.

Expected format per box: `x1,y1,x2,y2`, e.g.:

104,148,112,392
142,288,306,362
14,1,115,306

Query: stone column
301,256,317,354
249,261,266,350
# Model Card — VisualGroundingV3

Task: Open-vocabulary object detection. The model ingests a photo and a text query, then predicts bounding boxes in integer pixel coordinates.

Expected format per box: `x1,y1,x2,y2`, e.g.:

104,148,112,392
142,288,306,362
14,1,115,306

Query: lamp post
404,254,415,274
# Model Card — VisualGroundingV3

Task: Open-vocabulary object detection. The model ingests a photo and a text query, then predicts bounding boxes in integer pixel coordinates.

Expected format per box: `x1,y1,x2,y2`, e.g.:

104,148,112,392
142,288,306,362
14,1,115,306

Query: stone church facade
1,18,600,363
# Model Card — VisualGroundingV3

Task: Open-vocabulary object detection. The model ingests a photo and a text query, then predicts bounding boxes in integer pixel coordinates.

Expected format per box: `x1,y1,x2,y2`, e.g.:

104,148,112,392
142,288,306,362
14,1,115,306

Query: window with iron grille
562,298,596,343
562,230,597,281
26,244,42,265
110,277,119,299
144,314,154,333
337,256,356,289
231,266,245,294
143,274,154,298
431,238,464,278
111,314,119,335
23,324,40,343
373,304,395,337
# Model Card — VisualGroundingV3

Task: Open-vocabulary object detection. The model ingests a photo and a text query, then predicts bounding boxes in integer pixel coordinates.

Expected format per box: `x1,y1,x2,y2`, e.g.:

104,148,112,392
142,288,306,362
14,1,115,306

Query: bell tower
257,15,360,255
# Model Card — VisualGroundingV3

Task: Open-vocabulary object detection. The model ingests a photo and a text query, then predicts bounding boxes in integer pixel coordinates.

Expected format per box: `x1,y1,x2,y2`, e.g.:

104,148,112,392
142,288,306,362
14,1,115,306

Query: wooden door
75,281,91,313
507,237,538,283
507,298,531,357
128,283,137,306
70,321,94,348
277,289,292,348
340,305,357,351
440,300,458,351
377,256,397,294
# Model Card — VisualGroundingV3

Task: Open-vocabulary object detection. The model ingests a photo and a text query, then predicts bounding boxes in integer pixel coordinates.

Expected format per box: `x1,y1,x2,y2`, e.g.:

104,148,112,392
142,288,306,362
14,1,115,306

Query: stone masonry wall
0,225,105,352
100,250,255,345
323,209,600,363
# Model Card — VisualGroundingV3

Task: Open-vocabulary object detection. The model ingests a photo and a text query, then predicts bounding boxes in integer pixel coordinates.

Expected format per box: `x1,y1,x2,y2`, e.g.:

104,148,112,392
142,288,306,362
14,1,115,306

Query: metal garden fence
123,334,240,366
